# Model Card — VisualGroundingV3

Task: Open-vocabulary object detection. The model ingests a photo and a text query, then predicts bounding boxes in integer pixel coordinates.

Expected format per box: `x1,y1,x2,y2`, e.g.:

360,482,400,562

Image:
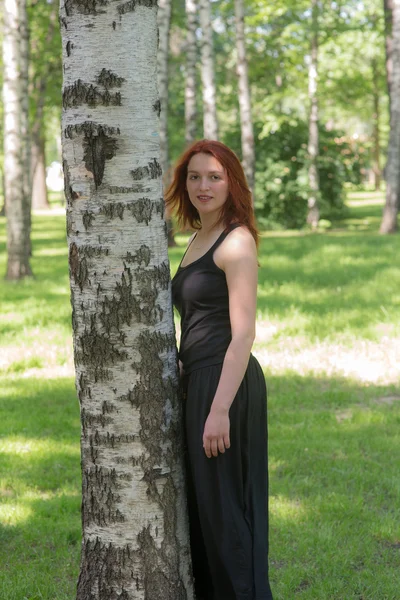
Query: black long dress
172,225,273,600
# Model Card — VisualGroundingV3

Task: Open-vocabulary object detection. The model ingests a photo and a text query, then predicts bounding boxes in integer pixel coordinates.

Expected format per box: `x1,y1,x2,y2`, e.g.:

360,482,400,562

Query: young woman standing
166,140,273,600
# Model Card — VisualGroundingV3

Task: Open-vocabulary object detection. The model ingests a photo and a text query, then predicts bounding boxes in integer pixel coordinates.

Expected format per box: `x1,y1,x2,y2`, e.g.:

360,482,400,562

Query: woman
166,140,273,600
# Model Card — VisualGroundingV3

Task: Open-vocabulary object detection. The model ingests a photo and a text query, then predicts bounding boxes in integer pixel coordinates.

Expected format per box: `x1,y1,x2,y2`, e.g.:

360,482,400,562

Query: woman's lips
198,195,213,202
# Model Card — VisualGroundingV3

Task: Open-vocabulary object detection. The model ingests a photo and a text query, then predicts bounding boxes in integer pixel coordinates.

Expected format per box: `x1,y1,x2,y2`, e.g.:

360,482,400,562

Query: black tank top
172,224,241,374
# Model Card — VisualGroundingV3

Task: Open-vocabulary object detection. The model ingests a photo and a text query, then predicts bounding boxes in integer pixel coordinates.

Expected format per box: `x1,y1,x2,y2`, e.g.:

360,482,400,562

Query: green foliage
253,120,367,229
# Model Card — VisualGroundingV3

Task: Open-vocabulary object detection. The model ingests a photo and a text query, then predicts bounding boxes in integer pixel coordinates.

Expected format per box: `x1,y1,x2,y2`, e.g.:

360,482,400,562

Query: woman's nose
199,178,210,190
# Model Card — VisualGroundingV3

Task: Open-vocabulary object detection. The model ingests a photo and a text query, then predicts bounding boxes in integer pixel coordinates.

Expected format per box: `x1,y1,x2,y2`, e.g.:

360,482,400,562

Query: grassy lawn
1,192,399,599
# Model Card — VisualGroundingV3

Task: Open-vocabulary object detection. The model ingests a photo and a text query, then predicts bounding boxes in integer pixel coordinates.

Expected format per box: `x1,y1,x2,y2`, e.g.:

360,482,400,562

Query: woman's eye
212,176,220,180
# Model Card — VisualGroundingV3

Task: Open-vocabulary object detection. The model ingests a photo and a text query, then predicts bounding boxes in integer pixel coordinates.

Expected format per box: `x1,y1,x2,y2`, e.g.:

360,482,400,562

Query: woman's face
186,153,229,219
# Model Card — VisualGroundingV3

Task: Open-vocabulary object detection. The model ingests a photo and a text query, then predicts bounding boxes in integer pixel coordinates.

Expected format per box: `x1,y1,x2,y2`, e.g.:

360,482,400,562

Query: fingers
203,436,230,458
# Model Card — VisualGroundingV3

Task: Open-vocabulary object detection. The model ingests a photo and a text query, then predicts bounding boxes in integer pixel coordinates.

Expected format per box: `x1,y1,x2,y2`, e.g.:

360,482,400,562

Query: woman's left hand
203,408,231,458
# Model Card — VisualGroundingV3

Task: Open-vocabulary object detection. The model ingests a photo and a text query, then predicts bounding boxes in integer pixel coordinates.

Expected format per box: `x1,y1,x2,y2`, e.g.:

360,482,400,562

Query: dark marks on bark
118,0,157,15
96,68,125,89
129,331,176,466
153,99,161,117
82,466,126,527
69,243,89,291
137,526,186,600
63,80,122,109
66,40,73,56
79,245,110,258
77,538,136,600
65,122,120,189
83,129,119,189
76,315,128,373
130,158,162,181
128,197,153,225
65,0,108,17
124,245,151,267
108,184,148,194
82,210,95,231
100,202,125,220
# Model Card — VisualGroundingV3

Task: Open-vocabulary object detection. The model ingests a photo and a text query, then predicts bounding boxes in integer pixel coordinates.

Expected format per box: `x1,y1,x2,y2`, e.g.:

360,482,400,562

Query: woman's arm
202,227,258,458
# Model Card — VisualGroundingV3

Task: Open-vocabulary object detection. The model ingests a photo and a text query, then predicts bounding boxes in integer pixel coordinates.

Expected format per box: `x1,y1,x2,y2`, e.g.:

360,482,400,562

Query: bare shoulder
214,226,257,269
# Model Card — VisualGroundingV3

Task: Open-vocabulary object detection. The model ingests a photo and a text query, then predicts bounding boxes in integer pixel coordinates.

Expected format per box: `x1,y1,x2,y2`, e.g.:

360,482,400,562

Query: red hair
165,140,258,247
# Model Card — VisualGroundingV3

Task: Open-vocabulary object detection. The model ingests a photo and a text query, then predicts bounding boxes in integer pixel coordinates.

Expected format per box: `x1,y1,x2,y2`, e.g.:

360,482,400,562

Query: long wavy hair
164,139,258,246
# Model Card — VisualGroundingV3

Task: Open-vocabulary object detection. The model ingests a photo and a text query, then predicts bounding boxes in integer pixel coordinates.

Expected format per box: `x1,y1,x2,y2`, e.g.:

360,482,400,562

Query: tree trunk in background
380,0,400,233
371,58,381,191
185,0,198,146
384,0,394,99
157,0,175,246
199,0,219,140
234,0,255,196
31,136,49,210
307,0,320,229
3,0,32,279
20,0,31,255
30,0,58,212
60,1,194,597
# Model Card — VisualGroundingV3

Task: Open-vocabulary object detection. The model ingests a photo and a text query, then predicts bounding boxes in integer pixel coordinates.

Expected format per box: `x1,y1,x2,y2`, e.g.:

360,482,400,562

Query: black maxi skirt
182,354,273,600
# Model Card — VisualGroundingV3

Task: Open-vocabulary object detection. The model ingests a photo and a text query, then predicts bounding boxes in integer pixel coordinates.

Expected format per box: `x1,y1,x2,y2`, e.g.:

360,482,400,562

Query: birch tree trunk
198,0,218,140
3,0,32,279
384,0,394,99
185,0,198,145
380,0,400,233
60,2,194,598
31,135,49,210
234,0,255,195
307,0,320,229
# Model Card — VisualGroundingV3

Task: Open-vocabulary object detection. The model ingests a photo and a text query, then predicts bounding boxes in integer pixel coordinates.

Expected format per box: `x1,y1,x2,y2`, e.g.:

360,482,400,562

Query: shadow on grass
0,372,399,599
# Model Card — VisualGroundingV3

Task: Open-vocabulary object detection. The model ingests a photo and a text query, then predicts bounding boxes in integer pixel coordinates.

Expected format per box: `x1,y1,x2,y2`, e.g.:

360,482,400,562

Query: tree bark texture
184,0,198,146
60,2,194,598
31,136,50,210
3,0,33,279
381,0,400,233
234,0,255,196
198,0,219,140
30,0,58,211
307,0,320,229
384,0,394,99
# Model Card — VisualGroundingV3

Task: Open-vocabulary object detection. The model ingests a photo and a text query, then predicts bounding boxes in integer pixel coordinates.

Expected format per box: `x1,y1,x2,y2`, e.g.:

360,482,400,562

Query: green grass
1,191,399,599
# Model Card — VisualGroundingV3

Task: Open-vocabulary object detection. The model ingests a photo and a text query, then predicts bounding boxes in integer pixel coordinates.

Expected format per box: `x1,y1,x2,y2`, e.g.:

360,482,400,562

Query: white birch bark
185,0,198,145
381,0,400,233
3,0,32,278
234,0,255,195
31,137,50,210
307,0,320,229
198,0,218,140
60,1,194,598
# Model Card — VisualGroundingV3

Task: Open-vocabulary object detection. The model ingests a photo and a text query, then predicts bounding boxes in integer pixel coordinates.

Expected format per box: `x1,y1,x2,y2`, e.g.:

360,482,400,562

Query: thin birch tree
59,1,194,597
307,0,320,228
185,0,198,146
234,0,255,195
381,0,400,233
198,0,219,140
3,0,32,279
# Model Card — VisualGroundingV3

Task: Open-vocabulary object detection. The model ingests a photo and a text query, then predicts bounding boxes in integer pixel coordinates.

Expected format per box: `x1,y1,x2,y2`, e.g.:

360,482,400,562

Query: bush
254,120,366,229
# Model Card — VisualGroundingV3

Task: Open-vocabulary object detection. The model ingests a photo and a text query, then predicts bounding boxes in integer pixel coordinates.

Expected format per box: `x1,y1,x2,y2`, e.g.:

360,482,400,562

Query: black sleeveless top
172,224,240,374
